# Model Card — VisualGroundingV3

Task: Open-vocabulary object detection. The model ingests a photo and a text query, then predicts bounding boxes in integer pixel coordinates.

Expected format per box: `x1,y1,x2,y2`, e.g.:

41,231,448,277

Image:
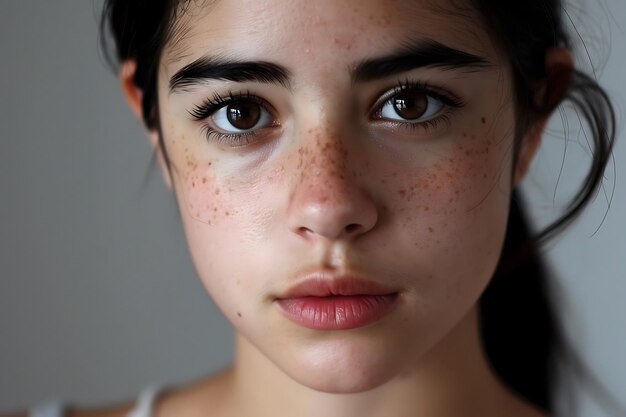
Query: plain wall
0,0,624,414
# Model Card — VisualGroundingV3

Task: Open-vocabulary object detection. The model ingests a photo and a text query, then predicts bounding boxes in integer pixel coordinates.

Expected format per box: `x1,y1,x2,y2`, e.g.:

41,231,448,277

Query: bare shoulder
155,368,234,417
0,369,232,417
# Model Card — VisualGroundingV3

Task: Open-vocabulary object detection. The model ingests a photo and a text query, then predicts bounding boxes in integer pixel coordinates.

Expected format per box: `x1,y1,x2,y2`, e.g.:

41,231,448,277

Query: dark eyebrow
352,39,493,83
169,56,291,94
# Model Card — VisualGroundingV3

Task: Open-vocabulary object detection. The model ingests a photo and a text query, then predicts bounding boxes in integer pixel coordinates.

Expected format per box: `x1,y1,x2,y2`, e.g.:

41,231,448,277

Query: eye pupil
227,101,261,130
393,92,427,120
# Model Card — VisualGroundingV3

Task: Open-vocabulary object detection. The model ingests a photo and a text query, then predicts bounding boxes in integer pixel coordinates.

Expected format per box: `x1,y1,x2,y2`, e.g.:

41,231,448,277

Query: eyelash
189,91,274,147
371,79,465,133
188,81,465,146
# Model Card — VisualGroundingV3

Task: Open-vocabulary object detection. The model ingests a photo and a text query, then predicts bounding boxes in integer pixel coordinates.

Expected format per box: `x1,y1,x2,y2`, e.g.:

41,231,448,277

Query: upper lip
275,270,397,299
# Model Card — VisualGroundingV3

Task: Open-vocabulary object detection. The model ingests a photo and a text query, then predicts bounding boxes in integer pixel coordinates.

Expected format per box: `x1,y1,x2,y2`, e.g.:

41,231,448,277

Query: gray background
0,0,624,415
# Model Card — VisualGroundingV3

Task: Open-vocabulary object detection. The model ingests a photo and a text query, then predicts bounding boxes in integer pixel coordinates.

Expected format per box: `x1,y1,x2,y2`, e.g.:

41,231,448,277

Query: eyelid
188,91,276,121
370,80,465,115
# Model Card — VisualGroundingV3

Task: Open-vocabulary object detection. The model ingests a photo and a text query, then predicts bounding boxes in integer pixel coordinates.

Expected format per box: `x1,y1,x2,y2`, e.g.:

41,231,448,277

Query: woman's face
155,0,521,392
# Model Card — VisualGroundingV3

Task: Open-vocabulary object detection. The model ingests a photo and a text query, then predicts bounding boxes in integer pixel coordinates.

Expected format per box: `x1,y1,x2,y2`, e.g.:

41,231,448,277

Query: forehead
162,0,501,76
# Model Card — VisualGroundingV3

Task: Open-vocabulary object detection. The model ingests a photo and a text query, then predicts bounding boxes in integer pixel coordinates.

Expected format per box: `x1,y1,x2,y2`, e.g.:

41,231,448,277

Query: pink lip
274,273,399,330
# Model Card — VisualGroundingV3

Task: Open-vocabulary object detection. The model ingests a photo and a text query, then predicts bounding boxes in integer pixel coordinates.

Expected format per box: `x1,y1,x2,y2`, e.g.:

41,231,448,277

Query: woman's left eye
378,90,444,122
372,83,464,130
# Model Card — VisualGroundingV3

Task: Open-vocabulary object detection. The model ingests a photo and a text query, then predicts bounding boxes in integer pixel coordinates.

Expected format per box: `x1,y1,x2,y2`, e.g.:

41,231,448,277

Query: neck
227,307,529,417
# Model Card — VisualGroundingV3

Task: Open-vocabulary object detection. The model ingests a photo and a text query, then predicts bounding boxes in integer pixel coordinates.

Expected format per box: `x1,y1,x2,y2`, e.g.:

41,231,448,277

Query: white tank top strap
28,401,65,417
126,385,164,417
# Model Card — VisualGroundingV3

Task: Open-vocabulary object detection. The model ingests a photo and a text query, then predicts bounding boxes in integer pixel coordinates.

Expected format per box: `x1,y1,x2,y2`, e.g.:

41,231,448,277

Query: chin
279,335,407,394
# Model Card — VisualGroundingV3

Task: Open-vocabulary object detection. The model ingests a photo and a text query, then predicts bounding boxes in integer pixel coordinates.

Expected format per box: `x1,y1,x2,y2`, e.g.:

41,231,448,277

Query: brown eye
392,91,428,120
378,89,444,123
227,101,261,130
212,98,273,132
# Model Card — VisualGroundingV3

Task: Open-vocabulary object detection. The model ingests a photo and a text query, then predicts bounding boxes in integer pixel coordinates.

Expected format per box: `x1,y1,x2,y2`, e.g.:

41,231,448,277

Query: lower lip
275,294,398,330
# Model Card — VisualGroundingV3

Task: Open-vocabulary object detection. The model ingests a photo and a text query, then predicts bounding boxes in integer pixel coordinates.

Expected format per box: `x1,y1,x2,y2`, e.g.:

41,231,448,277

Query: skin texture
114,1,572,416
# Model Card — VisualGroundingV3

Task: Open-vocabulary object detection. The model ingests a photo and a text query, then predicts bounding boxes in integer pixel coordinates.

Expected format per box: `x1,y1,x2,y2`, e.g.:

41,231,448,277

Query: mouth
274,273,399,331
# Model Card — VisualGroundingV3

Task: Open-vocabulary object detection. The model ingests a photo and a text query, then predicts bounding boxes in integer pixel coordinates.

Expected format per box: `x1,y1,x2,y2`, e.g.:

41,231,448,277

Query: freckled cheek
389,131,511,235
391,154,489,213
167,145,234,225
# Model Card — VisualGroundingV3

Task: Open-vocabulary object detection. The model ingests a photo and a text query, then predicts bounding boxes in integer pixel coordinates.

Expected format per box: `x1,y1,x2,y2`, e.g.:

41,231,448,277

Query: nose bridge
298,124,348,181
296,126,350,193
286,124,378,241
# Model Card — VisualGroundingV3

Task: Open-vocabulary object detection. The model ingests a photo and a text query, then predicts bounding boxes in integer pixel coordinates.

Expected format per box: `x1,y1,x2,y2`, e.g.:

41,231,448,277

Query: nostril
297,227,314,237
344,224,361,234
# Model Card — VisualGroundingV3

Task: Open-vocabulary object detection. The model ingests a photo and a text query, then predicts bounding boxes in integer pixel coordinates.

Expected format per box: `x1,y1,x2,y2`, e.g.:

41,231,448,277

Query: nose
286,129,379,242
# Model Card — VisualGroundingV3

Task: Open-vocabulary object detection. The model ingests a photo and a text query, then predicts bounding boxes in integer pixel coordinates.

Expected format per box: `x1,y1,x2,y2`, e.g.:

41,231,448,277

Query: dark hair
100,0,617,413
470,1,615,413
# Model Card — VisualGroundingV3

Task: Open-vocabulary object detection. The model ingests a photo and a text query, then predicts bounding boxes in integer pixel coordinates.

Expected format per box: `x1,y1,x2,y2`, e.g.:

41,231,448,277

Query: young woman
7,0,616,416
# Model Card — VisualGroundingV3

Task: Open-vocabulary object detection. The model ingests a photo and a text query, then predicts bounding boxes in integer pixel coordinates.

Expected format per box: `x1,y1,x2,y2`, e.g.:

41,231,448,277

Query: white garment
28,385,163,417
126,385,163,417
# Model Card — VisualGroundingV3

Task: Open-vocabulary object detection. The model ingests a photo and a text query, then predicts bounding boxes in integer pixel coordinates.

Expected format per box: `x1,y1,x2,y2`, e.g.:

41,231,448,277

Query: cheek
170,144,229,225
171,157,268,321
165,137,281,308
376,126,514,346
386,124,513,273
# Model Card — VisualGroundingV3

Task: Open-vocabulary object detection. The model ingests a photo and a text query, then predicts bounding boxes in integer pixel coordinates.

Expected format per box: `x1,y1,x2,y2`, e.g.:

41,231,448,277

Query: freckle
237,312,242,318
481,117,486,124
225,211,230,216
215,188,220,195
429,227,434,233
202,177,207,184
424,206,430,211
462,132,467,138
192,181,195,188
